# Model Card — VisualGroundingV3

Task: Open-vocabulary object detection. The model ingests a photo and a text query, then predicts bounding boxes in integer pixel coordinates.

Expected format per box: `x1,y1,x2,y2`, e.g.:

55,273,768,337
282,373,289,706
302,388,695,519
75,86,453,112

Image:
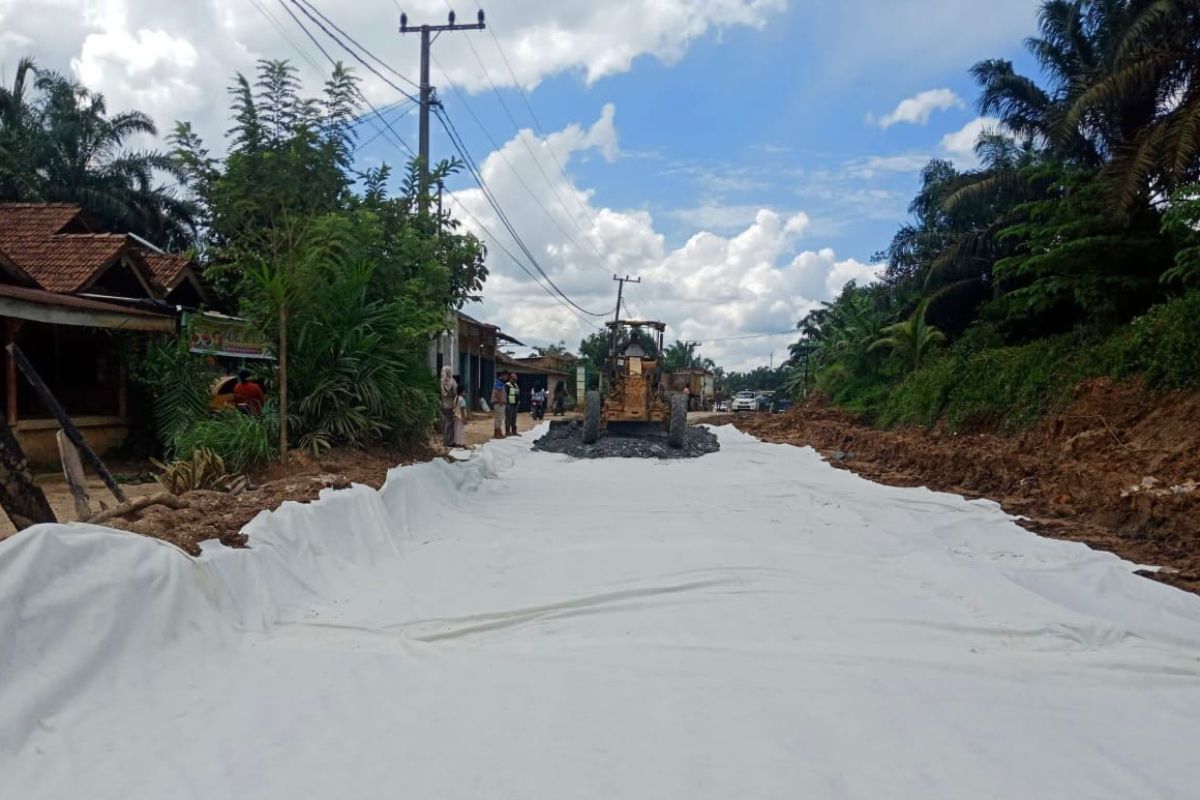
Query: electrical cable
277,0,417,157
282,0,613,321
435,106,611,318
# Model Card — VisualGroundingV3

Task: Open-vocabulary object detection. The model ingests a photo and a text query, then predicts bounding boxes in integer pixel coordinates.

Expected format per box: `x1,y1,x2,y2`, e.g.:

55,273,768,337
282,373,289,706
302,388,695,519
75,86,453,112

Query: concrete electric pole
609,274,641,357
399,8,486,206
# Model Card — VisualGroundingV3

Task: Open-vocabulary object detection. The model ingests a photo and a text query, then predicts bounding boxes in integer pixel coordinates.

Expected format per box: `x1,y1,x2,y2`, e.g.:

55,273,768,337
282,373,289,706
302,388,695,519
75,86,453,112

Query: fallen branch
85,493,189,525
1060,414,1130,449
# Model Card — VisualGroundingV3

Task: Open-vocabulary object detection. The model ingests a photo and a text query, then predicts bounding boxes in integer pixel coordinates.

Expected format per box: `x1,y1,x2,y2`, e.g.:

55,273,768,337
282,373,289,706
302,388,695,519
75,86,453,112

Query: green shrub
941,337,1083,430
878,356,957,428
171,405,279,473
1125,291,1200,389
127,335,212,450
153,447,247,494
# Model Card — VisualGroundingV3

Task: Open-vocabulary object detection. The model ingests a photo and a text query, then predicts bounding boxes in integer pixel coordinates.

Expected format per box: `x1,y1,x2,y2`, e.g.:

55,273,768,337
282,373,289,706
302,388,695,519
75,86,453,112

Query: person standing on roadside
439,366,457,448
505,372,521,436
453,384,468,448
553,380,567,416
492,371,508,439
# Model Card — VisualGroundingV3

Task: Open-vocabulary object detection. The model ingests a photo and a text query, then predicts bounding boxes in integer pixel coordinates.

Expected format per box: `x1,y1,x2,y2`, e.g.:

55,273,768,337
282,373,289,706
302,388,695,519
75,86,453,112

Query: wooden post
7,343,127,504
4,319,18,427
117,358,128,422
278,304,288,458
0,415,55,530
56,430,92,521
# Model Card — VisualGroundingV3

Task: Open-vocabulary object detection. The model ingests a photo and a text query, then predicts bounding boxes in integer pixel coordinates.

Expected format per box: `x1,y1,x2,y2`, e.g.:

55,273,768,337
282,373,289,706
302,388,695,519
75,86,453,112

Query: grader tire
583,391,602,444
668,393,687,448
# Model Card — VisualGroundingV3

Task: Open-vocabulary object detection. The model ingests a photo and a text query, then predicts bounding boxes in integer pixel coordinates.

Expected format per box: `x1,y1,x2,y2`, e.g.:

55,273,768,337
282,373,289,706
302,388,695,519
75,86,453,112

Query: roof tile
0,204,129,293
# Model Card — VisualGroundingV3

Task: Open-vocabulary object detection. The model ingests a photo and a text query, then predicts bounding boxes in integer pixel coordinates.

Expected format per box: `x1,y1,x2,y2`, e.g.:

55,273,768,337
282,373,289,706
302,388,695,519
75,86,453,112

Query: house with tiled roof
0,202,213,463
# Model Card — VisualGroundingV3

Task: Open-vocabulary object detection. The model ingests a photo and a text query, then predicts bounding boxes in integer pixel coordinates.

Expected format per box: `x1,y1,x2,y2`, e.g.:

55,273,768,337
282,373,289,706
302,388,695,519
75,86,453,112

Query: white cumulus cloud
871,88,964,129
940,115,1003,167
448,107,880,371
0,0,787,150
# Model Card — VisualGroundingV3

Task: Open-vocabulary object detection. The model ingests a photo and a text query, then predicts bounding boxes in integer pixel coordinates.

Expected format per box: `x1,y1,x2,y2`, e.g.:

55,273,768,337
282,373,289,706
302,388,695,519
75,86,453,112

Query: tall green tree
0,58,196,246
663,340,701,371
174,59,486,455
869,299,947,372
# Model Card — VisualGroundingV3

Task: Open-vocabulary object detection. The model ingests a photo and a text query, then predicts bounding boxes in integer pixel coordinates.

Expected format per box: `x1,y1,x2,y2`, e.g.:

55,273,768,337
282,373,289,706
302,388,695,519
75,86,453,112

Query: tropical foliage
167,59,486,456
0,57,196,246
662,340,715,372
784,0,1200,428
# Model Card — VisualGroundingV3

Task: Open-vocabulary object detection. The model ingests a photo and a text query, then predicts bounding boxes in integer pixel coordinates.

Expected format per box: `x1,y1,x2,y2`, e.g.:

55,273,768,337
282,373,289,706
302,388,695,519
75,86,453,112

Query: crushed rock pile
532,421,720,460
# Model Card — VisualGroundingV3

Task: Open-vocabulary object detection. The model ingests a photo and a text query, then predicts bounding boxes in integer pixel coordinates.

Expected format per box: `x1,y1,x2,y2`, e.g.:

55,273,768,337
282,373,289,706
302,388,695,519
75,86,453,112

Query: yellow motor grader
582,319,688,448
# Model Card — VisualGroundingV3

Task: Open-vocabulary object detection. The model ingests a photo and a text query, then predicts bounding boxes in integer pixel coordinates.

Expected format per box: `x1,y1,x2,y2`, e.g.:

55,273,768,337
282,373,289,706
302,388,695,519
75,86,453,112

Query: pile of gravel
531,421,720,460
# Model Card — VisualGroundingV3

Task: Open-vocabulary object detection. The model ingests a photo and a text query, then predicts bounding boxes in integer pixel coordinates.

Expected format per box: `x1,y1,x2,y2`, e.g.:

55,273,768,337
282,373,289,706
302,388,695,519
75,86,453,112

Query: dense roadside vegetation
0,58,196,246
2,57,486,474
780,0,1200,431
168,60,486,466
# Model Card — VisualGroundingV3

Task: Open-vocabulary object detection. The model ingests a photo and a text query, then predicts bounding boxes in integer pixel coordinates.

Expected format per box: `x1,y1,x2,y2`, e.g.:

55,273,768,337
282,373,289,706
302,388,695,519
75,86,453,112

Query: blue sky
2,0,1045,368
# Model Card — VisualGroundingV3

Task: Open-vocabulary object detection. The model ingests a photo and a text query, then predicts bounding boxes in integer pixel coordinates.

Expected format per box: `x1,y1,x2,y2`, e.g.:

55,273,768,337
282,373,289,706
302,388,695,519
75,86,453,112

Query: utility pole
609,274,641,358
399,8,485,208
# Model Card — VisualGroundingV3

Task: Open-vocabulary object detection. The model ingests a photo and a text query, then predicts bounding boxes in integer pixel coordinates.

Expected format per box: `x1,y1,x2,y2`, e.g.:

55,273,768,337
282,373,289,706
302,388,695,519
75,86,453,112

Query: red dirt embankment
720,378,1200,593
98,412,540,555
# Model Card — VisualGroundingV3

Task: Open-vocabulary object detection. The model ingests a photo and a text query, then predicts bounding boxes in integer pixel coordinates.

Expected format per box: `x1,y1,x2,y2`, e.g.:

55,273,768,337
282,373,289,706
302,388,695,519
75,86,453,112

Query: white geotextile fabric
2,425,1200,798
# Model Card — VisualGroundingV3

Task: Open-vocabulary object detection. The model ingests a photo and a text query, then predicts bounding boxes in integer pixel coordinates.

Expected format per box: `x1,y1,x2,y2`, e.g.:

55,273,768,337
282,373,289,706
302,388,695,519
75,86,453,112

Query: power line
472,4,626,270
292,0,420,101
692,330,800,345
446,13,612,269
441,185,606,332
250,0,325,73
435,106,611,318
264,0,414,159
431,53,614,275
283,1,610,321
352,101,416,152
277,0,417,158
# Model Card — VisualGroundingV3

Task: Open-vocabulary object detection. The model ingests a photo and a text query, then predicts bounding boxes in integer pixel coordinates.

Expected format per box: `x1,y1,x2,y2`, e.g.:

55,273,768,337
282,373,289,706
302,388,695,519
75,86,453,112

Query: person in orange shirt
233,369,265,415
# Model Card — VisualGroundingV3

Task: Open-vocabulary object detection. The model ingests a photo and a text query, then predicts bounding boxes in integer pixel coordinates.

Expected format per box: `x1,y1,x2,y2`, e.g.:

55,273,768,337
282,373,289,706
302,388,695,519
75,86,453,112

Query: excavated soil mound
532,421,720,459
720,378,1200,594
105,444,435,556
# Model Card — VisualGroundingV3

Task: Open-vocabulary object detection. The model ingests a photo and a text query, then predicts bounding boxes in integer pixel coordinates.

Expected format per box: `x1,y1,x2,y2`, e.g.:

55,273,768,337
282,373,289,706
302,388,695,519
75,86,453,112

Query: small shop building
0,203,207,463
428,310,523,411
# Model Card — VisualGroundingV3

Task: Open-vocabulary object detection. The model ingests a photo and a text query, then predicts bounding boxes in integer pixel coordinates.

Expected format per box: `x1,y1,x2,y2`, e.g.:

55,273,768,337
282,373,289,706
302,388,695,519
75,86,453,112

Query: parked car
755,391,774,412
731,391,758,412
771,396,792,413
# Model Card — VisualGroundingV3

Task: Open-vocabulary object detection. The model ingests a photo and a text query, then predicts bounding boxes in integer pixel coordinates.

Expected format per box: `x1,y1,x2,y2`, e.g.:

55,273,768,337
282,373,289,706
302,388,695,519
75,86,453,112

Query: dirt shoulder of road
715,378,1200,594
1,412,549,555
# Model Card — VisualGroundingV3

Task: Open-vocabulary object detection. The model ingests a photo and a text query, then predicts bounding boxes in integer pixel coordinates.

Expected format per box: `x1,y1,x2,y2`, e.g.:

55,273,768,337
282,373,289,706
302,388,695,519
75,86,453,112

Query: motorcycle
531,397,546,420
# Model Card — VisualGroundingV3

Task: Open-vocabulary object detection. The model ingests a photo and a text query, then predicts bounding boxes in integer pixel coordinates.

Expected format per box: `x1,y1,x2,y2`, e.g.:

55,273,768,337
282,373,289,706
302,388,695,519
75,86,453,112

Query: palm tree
31,70,196,247
869,300,947,373
0,59,196,247
663,340,700,371
972,0,1158,167
1065,0,1200,208
0,57,40,200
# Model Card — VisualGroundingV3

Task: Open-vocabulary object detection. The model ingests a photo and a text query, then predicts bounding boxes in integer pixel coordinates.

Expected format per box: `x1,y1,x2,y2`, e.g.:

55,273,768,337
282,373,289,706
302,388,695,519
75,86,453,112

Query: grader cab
582,320,688,448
